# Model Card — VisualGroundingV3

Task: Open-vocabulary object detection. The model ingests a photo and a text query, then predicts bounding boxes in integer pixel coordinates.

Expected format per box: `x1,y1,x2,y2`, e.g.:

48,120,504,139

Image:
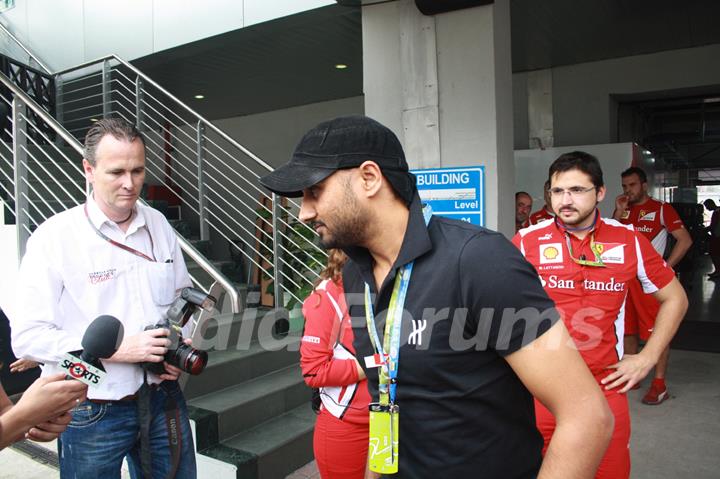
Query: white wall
514,44,720,149
0,0,334,71
212,96,364,169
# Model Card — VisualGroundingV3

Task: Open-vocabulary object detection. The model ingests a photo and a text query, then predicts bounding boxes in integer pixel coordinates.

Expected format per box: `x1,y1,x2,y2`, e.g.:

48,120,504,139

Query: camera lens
171,344,208,375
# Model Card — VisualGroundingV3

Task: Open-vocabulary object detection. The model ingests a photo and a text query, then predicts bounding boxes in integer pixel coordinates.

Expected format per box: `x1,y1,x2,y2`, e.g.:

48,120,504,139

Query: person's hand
158,338,192,382
14,373,87,426
9,358,39,373
25,412,73,442
600,353,654,393
109,328,171,364
615,194,629,212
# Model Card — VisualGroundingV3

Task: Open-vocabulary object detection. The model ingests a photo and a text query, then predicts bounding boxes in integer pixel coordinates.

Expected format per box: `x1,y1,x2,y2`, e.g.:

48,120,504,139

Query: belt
89,393,139,404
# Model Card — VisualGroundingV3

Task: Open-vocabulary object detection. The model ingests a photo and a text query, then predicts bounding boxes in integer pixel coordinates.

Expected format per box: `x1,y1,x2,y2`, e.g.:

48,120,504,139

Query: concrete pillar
527,69,554,149
362,0,515,236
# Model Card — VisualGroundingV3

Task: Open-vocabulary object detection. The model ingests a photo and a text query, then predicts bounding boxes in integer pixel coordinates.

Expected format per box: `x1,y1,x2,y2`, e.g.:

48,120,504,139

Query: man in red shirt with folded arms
514,151,688,479
612,166,692,405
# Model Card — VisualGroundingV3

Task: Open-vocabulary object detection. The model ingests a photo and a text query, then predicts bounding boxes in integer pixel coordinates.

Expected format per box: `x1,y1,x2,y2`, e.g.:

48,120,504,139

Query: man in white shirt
11,118,196,478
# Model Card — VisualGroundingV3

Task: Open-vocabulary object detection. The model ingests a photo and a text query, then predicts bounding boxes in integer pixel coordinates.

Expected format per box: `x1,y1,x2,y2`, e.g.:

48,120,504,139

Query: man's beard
558,206,595,226
318,215,368,249
316,189,370,250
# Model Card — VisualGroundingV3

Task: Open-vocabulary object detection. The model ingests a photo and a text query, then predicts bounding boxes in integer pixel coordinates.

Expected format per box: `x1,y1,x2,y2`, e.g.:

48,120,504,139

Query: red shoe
642,382,669,405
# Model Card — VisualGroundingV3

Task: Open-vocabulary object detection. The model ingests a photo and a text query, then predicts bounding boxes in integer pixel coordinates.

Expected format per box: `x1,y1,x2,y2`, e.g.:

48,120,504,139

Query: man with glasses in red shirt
513,151,688,479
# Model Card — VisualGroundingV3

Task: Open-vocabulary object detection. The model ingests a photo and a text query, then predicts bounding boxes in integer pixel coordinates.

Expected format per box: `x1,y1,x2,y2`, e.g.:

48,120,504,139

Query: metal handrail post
196,121,209,241
102,59,111,118
55,75,64,143
272,193,283,309
12,97,30,258
135,77,144,130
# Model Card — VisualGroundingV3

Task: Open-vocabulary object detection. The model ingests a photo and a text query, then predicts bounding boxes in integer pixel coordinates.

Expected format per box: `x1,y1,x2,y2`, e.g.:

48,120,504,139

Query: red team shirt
619,198,684,255
619,198,684,337
513,216,676,376
529,207,555,225
300,279,370,424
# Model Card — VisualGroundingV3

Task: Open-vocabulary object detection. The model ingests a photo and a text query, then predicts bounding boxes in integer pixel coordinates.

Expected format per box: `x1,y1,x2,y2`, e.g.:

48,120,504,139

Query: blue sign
411,166,485,226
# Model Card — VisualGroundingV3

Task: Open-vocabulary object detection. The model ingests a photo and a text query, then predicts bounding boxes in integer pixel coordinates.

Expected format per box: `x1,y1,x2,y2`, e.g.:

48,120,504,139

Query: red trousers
535,389,631,479
313,409,368,479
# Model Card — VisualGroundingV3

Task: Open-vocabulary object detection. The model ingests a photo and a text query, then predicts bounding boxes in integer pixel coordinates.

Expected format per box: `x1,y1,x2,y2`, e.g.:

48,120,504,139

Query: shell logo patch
540,243,563,264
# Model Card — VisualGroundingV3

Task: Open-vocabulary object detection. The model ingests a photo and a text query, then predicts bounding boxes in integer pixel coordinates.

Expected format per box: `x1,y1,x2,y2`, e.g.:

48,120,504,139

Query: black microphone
80,315,124,364
61,315,124,386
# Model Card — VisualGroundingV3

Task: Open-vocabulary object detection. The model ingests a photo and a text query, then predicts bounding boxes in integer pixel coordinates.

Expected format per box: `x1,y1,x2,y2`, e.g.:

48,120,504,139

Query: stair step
188,364,309,442
207,404,315,479
183,337,299,400
185,259,235,287
188,238,211,256
197,307,293,351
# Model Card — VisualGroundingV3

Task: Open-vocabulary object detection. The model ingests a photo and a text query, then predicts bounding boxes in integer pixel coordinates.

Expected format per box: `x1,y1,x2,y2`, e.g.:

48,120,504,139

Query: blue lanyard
364,205,432,405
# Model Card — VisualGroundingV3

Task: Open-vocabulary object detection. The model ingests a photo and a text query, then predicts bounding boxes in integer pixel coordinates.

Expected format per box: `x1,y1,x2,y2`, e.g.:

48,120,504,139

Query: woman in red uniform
300,249,370,479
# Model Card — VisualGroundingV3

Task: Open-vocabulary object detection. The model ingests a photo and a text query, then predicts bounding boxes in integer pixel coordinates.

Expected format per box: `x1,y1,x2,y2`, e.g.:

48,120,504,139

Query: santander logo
635,225,653,233
545,275,625,292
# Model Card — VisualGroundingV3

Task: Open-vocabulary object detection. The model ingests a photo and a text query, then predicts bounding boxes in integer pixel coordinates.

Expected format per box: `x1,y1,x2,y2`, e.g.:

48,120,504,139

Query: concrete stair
186,325,315,479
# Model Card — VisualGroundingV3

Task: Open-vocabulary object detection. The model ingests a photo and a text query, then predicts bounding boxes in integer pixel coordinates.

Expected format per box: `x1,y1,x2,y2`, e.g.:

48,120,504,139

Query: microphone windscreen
81,315,124,359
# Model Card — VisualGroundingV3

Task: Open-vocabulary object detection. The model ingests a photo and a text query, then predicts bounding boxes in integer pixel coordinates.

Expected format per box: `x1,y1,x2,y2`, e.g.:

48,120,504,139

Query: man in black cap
261,115,613,478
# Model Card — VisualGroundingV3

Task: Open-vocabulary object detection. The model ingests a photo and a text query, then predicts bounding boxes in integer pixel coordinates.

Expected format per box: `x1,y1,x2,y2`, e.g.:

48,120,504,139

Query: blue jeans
58,381,197,479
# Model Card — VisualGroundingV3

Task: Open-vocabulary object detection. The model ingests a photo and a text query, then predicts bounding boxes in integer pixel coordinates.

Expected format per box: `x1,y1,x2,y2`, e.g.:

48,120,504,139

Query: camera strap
138,372,153,478
138,372,182,479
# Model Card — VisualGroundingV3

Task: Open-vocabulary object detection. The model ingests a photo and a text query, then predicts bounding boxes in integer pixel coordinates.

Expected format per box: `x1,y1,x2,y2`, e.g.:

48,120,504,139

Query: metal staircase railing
0,23,325,314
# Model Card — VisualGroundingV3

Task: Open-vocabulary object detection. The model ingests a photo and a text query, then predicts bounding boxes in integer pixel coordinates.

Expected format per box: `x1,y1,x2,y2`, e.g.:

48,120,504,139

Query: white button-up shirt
11,196,191,400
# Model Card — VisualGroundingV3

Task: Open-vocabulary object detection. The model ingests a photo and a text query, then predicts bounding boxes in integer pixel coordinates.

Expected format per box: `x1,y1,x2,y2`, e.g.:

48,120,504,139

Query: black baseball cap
259,115,417,205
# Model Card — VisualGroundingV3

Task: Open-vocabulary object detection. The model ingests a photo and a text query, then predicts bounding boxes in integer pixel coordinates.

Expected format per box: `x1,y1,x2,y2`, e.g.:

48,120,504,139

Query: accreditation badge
368,403,399,474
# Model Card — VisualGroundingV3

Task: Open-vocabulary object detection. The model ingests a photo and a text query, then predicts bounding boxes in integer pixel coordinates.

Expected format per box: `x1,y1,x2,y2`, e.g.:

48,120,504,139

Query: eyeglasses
549,186,596,198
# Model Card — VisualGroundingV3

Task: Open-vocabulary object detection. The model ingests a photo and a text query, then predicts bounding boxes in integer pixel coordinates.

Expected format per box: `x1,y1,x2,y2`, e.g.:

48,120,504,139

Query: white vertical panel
527,69,554,148
436,1,515,233
0,0,28,42
26,0,84,71
153,0,244,53
83,0,153,62
399,0,439,170
362,1,404,145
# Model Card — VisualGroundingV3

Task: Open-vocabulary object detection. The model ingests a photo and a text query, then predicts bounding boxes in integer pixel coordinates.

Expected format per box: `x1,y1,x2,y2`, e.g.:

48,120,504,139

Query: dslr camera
143,287,215,376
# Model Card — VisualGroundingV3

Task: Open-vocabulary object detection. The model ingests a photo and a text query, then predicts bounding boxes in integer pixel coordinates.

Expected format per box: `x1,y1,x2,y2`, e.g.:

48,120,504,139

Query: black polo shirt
343,195,558,479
